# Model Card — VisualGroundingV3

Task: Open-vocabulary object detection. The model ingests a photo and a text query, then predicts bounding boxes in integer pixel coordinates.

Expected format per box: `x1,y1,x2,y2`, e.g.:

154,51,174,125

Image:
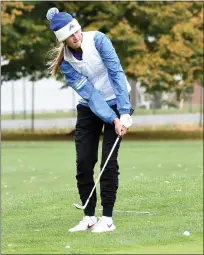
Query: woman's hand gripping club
114,109,134,137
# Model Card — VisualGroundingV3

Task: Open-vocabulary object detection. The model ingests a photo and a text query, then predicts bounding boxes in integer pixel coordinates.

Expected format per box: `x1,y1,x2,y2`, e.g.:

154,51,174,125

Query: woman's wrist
113,117,120,124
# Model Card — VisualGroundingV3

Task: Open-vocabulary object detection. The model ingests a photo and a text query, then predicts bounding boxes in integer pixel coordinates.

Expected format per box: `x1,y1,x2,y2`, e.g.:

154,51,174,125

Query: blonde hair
46,42,65,76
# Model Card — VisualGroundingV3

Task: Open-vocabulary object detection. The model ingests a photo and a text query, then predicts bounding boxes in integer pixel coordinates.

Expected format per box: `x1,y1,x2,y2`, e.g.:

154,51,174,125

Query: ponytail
46,42,65,76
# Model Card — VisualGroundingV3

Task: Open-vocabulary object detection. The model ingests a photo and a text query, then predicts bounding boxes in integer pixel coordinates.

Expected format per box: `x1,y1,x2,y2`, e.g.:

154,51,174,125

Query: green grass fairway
2,140,203,254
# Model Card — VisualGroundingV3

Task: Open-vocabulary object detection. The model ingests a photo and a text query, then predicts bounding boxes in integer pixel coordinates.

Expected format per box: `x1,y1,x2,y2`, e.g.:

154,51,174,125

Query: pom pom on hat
46,7,81,42
46,7,59,21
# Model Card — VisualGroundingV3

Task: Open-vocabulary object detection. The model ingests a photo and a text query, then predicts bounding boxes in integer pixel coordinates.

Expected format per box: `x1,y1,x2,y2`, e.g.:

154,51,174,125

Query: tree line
1,1,203,98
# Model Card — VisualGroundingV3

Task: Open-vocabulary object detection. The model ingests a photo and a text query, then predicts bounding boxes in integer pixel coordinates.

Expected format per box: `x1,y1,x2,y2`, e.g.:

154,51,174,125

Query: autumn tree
124,2,203,99
1,1,203,102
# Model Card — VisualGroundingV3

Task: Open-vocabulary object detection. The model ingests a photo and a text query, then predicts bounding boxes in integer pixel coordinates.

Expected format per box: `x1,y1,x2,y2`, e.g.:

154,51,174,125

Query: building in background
1,77,81,115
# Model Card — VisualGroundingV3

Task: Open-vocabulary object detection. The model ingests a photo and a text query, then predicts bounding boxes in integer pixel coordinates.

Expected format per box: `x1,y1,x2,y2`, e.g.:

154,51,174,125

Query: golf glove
120,114,132,128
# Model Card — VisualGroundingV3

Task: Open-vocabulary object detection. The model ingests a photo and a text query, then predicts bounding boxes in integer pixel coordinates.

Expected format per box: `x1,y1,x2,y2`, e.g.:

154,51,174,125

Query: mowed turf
1,140,203,254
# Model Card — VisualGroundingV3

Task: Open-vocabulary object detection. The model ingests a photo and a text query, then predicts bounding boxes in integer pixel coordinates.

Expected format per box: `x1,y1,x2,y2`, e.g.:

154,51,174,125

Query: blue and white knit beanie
46,7,81,42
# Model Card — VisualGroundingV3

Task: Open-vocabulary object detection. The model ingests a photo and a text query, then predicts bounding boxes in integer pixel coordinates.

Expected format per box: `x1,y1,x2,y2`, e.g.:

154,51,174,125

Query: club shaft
83,136,120,209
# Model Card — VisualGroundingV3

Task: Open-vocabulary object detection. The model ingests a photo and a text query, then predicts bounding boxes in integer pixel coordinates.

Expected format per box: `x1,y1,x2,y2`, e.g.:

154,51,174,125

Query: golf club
73,135,121,210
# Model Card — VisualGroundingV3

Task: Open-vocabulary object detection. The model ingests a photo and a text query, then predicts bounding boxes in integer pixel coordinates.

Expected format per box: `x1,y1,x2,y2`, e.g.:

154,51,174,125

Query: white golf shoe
68,216,97,232
92,216,116,233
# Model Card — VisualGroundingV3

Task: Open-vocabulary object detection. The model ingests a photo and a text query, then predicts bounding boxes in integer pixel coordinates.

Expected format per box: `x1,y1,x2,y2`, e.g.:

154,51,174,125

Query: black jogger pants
75,104,121,217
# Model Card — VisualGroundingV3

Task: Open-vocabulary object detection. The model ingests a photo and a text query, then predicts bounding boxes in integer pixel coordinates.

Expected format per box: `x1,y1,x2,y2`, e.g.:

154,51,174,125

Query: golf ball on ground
183,231,190,236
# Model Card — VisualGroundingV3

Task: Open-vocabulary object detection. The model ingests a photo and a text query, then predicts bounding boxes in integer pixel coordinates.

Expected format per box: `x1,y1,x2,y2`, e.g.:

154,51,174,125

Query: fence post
11,81,15,119
23,77,27,119
199,85,203,127
31,81,35,131
152,93,157,115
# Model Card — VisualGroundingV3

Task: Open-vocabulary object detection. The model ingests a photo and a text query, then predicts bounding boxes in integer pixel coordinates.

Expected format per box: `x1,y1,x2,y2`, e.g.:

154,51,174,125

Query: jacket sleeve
94,31,131,115
60,60,117,124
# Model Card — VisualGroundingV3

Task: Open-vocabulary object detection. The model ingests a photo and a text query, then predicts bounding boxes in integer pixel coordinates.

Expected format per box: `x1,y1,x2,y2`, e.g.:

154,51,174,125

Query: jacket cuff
110,112,118,124
119,109,131,115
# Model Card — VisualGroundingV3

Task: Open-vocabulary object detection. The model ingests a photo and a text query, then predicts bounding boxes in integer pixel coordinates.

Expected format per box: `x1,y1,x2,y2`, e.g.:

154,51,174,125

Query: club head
73,203,84,210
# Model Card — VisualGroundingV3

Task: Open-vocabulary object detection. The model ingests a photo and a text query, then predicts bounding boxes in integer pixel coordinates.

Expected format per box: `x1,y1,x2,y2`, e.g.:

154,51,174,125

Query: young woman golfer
46,7,132,233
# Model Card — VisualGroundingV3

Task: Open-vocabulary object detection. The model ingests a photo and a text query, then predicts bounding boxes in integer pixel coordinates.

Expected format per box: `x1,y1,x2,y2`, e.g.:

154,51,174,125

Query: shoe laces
96,216,113,226
78,216,90,226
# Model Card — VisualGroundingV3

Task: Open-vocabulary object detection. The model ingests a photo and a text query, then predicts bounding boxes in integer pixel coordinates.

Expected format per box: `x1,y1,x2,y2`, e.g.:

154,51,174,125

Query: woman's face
65,30,82,50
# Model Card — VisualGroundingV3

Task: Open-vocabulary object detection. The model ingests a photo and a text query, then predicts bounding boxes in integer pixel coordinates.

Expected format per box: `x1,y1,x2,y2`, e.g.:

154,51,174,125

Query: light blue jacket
60,31,131,124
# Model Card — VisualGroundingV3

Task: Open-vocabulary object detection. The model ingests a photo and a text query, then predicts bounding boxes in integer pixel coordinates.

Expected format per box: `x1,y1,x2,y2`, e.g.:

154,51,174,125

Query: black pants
75,104,121,217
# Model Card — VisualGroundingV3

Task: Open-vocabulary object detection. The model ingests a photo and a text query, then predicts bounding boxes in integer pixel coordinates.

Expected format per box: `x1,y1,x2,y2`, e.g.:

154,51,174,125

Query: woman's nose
72,33,78,39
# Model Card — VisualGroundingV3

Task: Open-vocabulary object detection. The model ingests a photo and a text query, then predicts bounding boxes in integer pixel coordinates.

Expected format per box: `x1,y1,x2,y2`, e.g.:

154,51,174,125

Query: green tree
1,0,203,99
1,1,52,81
